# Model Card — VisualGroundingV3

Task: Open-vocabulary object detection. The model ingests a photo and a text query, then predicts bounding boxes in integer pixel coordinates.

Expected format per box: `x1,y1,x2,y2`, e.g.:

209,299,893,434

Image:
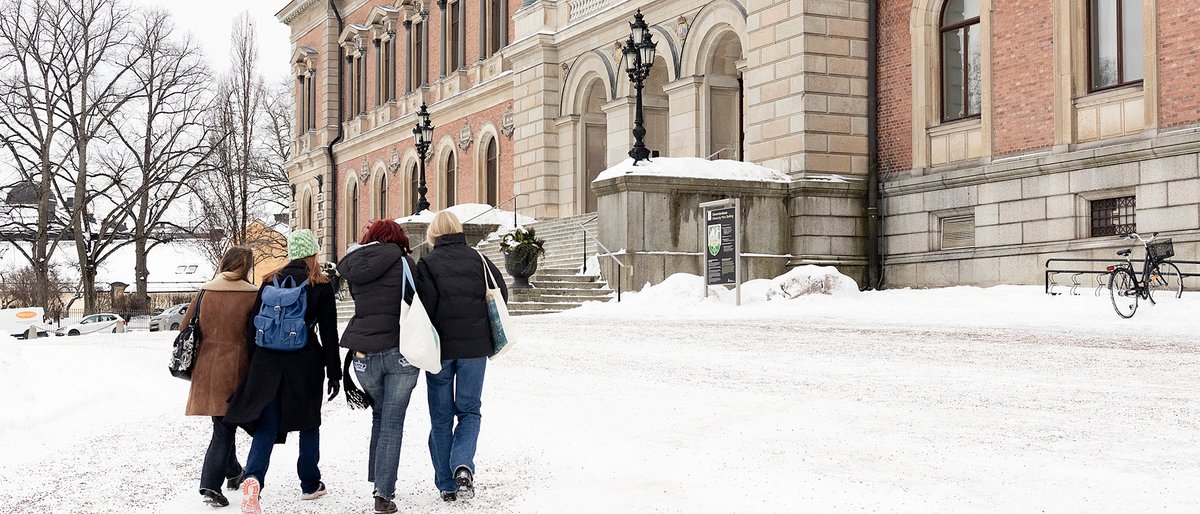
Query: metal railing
706,147,735,160
576,215,625,302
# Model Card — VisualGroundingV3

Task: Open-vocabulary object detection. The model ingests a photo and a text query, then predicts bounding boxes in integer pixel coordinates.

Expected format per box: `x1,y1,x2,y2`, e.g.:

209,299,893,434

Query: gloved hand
327,379,340,401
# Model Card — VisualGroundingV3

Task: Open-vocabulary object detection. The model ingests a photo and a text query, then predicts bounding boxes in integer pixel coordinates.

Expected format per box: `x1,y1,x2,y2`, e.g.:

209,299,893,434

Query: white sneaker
300,482,327,500
240,478,261,514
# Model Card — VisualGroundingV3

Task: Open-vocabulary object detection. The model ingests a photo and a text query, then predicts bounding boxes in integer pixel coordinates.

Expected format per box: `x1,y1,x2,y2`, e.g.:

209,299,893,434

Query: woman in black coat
415,211,507,502
224,229,341,514
337,220,418,514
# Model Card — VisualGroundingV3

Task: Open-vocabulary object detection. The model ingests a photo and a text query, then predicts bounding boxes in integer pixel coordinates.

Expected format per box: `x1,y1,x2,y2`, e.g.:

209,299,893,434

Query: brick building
878,0,1200,286
278,0,1198,287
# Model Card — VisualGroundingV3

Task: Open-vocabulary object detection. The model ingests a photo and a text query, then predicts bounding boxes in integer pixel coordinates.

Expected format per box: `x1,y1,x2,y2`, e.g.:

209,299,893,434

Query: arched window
1088,0,1143,91
376,174,388,220
444,152,457,208
303,191,314,230
409,162,420,214
485,138,499,206
347,180,360,245
940,0,981,121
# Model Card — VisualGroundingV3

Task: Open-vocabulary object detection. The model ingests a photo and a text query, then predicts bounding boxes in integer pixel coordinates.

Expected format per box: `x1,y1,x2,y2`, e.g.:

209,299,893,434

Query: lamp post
412,103,435,214
623,9,657,166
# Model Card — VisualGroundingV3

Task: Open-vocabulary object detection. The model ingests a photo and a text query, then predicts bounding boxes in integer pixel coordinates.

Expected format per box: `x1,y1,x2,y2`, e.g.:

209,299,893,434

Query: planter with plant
500,227,545,288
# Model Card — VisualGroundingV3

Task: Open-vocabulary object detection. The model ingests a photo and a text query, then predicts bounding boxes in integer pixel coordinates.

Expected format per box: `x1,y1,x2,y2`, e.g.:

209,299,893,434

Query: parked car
55,313,126,336
149,303,189,332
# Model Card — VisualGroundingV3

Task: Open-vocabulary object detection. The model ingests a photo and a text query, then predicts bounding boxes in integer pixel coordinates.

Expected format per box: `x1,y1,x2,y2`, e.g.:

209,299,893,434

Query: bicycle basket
1147,239,1174,261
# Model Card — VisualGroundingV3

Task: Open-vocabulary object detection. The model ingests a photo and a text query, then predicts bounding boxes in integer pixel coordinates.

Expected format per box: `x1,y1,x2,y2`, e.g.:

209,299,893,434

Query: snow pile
395,203,535,233
764,265,860,300
593,157,791,183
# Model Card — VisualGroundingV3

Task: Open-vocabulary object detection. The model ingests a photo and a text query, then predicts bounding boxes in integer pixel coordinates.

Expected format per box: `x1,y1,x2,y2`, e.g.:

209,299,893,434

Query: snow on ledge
593,157,791,184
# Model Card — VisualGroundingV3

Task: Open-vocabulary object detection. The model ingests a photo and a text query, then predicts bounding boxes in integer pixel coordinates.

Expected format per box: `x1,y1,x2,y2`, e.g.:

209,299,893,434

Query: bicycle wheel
1108,268,1138,318
1148,261,1184,300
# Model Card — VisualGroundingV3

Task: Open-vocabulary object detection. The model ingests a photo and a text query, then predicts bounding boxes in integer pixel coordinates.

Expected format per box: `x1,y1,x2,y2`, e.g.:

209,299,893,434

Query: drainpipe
327,0,345,262
865,0,882,290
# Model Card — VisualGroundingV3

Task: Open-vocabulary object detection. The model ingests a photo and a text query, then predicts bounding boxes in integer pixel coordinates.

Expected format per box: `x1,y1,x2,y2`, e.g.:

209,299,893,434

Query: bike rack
1044,258,1200,296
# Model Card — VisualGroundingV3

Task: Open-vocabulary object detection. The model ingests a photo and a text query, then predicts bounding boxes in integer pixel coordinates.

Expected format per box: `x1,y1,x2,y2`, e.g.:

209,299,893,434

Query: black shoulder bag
168,291,205,380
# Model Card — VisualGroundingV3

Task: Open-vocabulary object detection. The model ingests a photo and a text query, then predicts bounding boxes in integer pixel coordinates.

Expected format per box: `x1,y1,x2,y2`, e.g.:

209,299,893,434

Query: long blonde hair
426,210,463,245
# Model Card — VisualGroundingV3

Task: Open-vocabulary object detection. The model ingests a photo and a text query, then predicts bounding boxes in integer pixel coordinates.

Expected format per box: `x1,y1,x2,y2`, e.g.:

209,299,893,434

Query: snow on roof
0,239,214,293
593,157,792,184
395,203,536,233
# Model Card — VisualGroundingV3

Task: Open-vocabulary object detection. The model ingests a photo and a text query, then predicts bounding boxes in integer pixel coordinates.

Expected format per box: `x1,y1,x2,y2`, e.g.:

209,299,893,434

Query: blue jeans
243,398,322,494
352,348,420,500
426,357,487,493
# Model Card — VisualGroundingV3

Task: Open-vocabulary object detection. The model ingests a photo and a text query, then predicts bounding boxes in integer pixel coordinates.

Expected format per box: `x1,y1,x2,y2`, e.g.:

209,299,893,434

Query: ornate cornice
279,0,323,25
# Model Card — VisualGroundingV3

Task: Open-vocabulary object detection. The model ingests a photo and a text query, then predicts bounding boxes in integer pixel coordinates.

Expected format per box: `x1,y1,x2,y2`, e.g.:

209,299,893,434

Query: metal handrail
575,215,625,302
706,147,734,160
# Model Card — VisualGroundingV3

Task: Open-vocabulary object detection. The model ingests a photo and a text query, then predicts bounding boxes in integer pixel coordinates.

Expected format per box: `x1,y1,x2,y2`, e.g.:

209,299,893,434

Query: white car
55,313,126,336
149,303,189,332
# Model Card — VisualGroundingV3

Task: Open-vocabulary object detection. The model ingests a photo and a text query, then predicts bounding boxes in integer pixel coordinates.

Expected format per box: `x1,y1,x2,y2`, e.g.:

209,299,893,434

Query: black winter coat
337,242,415,354
415,233,508,360
224,260,342,439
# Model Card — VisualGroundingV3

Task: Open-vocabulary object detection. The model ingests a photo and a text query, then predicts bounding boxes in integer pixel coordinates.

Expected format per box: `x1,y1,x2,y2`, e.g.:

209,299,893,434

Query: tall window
374,39,383,106
410,22,426,90
481,0,506,58
302,191,314,230
345,56,355,121
444,152,457,207
448,1,462,71
409,162,419,213
384,36,395,101
940,0,981,121
485,138,498,206
1089,0,1143,91
348,181,360,244
307,70,316,129
357,54,367,114
376,174,388,219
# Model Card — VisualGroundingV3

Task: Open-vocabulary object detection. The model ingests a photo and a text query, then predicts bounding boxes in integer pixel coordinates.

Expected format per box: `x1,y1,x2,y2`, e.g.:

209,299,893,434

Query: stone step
505,301,585,311
531,280,605,289
511,290,613,300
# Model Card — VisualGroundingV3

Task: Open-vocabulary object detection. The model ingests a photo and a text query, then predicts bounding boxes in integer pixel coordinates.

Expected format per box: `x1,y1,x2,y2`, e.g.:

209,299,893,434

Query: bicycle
1106,232,1183,318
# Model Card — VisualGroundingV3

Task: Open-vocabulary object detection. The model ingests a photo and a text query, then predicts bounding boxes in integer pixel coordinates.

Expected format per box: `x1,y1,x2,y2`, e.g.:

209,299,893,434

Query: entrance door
583,123,607,213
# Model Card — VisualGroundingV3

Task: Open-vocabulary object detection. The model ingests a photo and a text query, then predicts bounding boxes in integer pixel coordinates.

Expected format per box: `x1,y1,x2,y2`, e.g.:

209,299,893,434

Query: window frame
938,0,982,123
1086,0,1144,93
485,137,499,206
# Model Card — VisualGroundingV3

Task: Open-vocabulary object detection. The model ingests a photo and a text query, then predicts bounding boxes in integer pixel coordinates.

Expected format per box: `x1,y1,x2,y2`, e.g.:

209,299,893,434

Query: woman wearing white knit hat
224,229,342,514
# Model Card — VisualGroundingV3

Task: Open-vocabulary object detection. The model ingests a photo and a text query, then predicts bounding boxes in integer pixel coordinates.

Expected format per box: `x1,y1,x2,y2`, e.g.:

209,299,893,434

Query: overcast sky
140,0,294,82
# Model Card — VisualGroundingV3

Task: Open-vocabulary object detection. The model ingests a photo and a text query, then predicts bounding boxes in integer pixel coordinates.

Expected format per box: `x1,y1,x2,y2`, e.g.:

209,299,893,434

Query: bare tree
57,0,146,314
0,0,79,309
111,8,218,299
196,12,291,260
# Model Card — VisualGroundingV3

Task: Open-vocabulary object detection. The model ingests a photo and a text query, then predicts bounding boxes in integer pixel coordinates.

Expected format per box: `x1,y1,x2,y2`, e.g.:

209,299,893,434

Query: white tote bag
478,252,518,358
398,258,442,373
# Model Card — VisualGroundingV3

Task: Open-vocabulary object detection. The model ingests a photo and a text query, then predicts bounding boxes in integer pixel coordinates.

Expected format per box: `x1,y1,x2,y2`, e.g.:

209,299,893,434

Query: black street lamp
412,103,434,214
623,9,657,166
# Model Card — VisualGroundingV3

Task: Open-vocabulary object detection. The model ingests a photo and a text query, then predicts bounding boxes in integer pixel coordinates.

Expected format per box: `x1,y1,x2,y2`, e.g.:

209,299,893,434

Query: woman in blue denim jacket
336,220,418,514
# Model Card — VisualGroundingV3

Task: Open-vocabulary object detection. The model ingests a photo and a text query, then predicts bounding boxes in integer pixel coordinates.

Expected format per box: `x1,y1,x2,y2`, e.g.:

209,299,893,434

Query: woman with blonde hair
415,211,507,501
224,229,342,514
180,246,259,507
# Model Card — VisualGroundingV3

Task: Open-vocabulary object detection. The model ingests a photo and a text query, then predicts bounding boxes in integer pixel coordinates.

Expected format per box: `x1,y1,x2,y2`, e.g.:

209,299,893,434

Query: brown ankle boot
374,496,398,513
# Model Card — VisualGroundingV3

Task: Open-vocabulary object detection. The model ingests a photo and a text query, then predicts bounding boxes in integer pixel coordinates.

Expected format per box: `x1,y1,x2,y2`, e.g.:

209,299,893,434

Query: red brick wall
990,0,1055,155
334,102,515,229
1157,1,1200,128
876,0,912,174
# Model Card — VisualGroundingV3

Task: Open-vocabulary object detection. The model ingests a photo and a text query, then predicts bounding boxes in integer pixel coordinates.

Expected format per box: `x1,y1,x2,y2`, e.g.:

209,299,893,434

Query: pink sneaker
240,477,261,514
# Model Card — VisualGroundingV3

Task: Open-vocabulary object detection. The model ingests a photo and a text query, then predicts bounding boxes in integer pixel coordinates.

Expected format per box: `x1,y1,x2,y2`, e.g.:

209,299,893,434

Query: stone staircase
476,213,615,316
336,213,614,321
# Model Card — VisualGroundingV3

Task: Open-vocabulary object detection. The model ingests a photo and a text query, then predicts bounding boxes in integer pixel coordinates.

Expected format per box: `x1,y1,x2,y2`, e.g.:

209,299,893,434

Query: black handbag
168,291,205,380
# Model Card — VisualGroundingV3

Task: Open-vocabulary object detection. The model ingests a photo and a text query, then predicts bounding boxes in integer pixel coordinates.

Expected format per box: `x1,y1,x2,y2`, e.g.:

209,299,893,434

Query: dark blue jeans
426,357,487,493
242,398,322,494
352,348,420,500
199,416,242,492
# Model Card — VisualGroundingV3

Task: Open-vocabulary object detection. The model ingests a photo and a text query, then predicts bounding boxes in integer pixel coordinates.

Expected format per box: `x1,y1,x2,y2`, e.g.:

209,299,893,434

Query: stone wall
593,174,790,291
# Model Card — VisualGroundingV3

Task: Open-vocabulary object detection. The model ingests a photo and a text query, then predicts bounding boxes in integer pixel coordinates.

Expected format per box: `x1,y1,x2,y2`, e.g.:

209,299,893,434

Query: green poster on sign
707,225,721,256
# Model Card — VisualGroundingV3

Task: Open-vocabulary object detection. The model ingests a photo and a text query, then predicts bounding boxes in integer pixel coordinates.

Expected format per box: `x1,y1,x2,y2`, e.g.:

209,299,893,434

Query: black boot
454,467,474,500
200,488,229,507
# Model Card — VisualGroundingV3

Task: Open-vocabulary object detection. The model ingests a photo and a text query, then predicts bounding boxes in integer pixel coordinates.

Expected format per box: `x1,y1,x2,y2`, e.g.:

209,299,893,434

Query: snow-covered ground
1,282,1198,513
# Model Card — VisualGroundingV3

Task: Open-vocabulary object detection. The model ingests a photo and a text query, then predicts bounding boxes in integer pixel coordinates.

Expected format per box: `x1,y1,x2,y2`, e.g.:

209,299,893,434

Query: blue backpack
253,276,310,351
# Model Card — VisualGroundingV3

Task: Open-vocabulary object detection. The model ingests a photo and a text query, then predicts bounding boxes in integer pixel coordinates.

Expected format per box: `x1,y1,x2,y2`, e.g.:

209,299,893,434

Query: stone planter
504,250,540,288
